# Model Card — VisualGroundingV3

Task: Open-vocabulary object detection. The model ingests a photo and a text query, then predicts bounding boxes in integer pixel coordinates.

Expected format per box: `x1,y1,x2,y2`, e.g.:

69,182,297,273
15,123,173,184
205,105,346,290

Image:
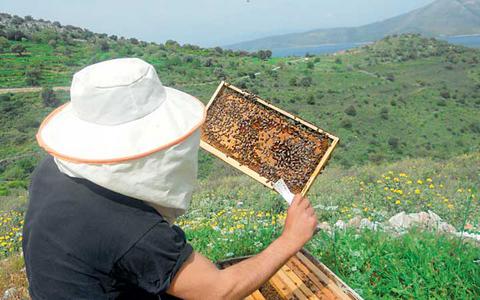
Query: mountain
227,0,480,51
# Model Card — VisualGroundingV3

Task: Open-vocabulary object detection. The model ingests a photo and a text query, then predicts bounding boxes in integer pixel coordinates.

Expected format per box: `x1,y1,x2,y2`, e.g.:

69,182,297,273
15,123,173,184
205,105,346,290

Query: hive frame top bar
200,81,339,196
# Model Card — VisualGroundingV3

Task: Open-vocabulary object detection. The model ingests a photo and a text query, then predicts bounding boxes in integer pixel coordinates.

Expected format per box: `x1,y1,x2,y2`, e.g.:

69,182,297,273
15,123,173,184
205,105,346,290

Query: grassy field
1,154,479,298
0,19,479,299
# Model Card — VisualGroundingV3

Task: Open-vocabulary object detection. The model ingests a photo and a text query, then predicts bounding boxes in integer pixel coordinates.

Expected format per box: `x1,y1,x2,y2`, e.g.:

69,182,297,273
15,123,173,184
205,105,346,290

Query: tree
11,44,27,56
41,87,59,107
25,67,42,86
98,39,110,52
0,37,9,53
256,50,272,60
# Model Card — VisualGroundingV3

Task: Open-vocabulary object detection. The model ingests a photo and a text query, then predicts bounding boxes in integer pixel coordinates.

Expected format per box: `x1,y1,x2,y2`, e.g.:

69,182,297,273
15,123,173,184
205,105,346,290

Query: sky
0,0,435,47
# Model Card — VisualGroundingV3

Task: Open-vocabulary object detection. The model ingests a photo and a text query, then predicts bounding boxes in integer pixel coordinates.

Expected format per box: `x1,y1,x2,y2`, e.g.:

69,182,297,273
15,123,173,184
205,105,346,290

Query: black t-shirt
22,156,192,299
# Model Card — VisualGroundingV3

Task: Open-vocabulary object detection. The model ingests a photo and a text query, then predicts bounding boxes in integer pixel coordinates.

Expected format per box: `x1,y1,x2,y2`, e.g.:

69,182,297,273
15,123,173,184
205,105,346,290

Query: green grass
308,229,480,299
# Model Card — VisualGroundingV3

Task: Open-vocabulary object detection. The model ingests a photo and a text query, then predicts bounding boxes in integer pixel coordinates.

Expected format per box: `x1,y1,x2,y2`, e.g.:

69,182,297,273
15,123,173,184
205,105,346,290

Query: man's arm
167,194,318,300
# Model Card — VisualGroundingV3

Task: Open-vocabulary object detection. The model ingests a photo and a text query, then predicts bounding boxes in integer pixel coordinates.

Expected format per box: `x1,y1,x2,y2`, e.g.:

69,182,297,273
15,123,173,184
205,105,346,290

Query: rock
317,221,331,232
347,216,362,228
2,288,17,300
360,218,379,230
388,211,447,231
334,220,346,230
388,211,409,229
454,231,480,242
438,222,456,234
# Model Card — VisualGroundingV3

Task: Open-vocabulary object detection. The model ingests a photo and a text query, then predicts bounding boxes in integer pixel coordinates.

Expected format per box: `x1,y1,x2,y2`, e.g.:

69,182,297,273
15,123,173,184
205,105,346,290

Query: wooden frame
200,81,339,196
217,249,364,300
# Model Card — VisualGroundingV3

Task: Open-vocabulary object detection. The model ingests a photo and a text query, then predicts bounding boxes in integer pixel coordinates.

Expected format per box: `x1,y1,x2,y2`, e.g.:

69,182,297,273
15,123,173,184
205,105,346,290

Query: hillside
1,15,479,300
227,0,480,51
0,14,479,196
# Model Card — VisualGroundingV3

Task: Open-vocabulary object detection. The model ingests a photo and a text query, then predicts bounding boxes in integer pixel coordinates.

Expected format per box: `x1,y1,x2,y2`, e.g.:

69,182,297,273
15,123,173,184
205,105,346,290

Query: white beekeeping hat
37,58,206,222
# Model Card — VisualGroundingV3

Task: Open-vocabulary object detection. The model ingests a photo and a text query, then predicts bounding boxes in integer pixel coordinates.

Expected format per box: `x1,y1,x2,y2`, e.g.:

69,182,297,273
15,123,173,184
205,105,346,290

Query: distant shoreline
440,33,480,38
268,33,480,49
270,35,480,57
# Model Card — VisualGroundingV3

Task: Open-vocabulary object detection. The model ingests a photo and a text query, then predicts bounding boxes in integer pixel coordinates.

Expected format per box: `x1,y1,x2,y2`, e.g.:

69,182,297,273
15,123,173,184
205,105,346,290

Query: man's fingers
306,206,315,216
291,194,304,207
299,197,311,210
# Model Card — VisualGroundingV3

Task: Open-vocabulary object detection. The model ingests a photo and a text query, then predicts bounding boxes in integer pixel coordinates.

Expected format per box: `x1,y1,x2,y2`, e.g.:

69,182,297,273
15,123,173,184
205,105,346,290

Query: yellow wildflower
395,200,401,205
429,184,434,189
426,178,433,182
417,179,423,184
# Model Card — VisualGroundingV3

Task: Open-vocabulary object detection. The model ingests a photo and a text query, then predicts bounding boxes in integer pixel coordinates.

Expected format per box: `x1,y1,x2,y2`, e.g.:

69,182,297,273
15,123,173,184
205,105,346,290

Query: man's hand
167,194,318,300
280,194,318,253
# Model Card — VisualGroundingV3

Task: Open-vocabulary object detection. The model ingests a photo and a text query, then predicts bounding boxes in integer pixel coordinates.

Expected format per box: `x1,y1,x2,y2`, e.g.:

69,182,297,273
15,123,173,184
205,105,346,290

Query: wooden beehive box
201,81,339,195
218,249,363,300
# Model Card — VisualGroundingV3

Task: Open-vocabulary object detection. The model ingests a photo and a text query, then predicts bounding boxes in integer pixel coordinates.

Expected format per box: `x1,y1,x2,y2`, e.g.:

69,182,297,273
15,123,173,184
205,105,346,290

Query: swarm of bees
201,85,331,194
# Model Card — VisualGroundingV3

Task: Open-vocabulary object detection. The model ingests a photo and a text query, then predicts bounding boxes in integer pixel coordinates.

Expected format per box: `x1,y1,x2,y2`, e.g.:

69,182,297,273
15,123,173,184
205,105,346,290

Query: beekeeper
23,58,318,299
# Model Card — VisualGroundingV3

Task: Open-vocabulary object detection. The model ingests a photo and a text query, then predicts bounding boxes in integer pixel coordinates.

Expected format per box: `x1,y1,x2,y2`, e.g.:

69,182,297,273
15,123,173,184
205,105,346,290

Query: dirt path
0,86,70,95
0,58,310,93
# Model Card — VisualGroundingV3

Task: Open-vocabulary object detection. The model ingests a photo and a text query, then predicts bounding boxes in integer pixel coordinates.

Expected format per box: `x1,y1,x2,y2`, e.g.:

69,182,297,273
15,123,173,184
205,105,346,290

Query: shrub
344,105,357,116
98,39,110,52
25,67,42,86
437,99,447,107
0,37,9,53
41,87,59,107
213,68,226,80
11,44,27,56
388,137,399,149
341,119,352,129
256,50,272,60
307,95,315,105
440,90,451,99
299,76,312,87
